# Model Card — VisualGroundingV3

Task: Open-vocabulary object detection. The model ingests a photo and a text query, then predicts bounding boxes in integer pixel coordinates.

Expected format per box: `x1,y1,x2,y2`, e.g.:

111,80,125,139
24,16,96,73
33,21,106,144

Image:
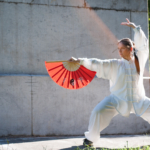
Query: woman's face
117,42,131,60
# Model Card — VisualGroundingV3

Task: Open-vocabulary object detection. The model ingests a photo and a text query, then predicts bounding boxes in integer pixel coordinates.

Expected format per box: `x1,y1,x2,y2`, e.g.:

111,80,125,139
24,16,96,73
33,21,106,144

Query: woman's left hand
121,18,136,28
68,57,80,63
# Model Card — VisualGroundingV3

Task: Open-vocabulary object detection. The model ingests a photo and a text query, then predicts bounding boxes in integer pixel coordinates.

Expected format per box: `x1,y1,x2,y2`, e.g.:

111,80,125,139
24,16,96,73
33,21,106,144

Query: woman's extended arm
121,18,148,54
121,18,149,72
133,26,148,54
68,57,118,80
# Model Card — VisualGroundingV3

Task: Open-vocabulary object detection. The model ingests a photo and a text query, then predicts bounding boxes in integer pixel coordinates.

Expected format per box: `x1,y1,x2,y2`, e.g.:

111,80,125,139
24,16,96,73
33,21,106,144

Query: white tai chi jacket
79,25,150,117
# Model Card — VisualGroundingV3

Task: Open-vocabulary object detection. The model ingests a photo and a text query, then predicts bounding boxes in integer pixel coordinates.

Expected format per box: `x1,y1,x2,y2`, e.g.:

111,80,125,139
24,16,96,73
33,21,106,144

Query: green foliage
148,0,150,68
148,0,150,41
74,146,150,150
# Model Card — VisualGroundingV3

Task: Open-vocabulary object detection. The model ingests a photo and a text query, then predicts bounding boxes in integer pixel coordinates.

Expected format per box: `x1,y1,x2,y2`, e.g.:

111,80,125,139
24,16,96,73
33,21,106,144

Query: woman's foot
83,138,93,147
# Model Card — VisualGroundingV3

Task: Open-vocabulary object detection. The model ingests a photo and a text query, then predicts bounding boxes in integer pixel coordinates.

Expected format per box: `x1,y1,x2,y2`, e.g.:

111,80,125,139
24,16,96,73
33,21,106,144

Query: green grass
74,145,150,150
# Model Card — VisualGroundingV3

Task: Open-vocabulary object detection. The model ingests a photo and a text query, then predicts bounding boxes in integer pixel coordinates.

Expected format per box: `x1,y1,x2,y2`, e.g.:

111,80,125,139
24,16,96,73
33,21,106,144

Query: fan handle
46,60,79,64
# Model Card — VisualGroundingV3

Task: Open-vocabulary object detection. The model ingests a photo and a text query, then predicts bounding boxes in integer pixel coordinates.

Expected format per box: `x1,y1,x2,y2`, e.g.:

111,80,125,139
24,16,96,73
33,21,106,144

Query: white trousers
84,95,150,143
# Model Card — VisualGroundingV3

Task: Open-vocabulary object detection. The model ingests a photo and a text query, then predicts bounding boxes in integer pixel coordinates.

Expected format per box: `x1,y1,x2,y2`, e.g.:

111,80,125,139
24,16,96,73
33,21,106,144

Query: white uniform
78,25,150,142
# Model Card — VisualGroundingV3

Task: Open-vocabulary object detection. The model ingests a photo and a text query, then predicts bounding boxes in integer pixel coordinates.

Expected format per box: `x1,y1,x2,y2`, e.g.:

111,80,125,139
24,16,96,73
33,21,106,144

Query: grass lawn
74,145,150,150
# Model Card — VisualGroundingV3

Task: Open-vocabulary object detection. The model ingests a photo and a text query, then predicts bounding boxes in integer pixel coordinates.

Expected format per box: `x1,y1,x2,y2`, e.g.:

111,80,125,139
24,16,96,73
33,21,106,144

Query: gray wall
0,0,150,136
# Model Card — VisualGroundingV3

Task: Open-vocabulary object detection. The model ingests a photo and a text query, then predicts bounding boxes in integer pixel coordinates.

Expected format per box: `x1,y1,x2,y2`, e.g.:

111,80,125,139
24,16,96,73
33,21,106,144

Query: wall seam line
31,76,33,136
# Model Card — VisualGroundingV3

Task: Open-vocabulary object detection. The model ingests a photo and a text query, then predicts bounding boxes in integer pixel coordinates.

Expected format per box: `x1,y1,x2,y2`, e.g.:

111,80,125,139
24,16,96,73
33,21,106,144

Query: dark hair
118,38,140,74
118,38,135,49
118,38,137,59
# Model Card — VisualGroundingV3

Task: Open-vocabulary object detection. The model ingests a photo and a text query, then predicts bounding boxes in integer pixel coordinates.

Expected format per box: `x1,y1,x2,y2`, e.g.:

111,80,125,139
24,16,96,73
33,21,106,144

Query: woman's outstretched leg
84,95,118,143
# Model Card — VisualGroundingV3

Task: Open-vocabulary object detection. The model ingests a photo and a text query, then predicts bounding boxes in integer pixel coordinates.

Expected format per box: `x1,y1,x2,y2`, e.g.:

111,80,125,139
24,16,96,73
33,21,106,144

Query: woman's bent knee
92,96,113,114
92,105,105,114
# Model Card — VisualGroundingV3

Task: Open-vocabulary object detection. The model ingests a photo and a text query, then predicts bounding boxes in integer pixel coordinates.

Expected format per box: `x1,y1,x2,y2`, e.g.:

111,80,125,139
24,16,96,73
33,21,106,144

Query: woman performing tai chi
69,18,150,146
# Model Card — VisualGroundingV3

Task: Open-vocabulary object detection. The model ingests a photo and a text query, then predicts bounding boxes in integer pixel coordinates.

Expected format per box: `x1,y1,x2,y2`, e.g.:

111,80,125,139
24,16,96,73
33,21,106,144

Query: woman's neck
123,55,134,61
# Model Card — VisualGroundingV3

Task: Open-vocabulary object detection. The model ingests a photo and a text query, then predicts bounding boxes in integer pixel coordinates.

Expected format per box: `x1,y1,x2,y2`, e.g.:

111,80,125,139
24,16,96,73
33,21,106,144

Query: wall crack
0,1,147,13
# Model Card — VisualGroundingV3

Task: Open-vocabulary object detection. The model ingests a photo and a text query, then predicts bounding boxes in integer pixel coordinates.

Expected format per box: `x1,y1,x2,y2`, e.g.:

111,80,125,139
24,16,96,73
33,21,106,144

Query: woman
69,18,150,146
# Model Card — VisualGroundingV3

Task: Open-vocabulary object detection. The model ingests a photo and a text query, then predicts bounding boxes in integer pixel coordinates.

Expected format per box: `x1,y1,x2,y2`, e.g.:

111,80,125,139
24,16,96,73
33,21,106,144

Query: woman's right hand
68,57,80,63
121,18,136,29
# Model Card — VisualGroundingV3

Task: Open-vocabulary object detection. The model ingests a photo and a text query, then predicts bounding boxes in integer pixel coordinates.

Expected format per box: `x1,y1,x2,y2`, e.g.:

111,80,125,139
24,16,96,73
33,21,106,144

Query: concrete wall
0,0,149,74
0,76,150,136
0,0,150,136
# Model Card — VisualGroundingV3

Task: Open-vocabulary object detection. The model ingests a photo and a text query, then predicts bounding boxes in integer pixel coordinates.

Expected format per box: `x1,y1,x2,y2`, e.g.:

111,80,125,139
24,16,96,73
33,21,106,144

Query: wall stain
84,0,86,8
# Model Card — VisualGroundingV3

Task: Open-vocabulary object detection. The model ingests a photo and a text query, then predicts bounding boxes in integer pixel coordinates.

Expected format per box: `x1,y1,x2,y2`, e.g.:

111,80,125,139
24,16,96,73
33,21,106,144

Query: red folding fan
45,60,96,90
